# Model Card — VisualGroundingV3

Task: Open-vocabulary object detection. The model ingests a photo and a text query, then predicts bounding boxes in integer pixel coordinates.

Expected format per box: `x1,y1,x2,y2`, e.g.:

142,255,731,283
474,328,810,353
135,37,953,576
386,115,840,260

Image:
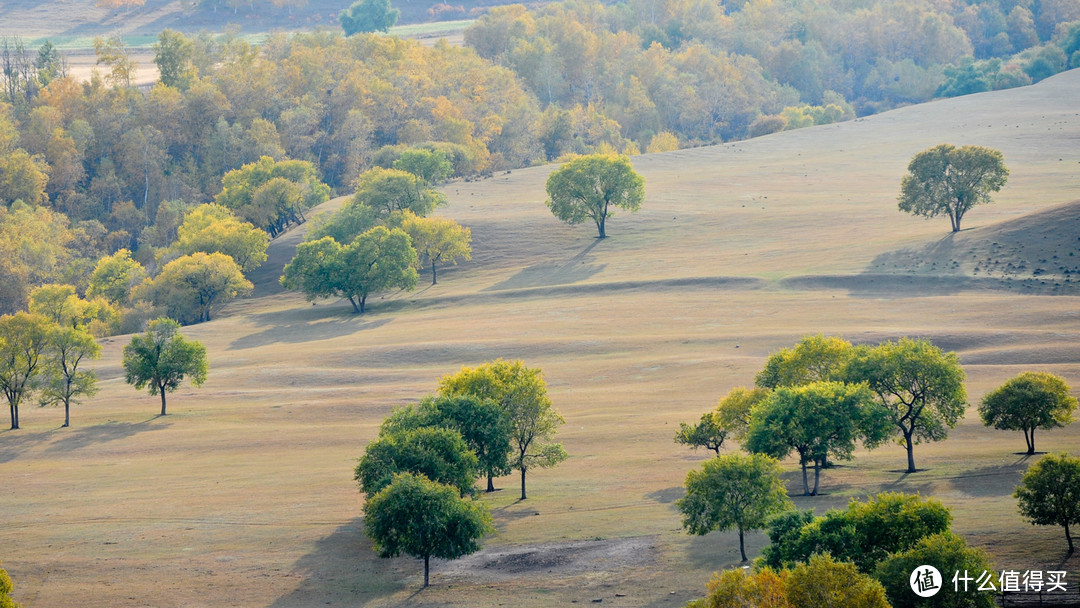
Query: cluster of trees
355,360,567,587
281,155,471,312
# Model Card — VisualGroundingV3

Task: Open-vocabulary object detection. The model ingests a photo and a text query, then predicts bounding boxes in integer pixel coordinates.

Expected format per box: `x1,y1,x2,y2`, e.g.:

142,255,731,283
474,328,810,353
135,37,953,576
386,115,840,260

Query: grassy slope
2,71,1080,606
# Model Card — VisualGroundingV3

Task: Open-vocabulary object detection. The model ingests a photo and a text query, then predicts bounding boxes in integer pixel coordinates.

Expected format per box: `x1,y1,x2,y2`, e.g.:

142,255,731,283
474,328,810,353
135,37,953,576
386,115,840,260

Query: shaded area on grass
229,308,392,350
45,418,171,453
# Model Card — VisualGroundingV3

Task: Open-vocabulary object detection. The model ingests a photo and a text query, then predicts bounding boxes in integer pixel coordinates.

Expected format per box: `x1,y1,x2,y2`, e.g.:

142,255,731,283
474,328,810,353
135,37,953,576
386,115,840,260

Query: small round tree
122,318,208,416
340,0,400,35
677,452,792,562
363,472,492,588
1015,453,1080,554
979,372,1077,454
545,154,645,238
898,144,1008,232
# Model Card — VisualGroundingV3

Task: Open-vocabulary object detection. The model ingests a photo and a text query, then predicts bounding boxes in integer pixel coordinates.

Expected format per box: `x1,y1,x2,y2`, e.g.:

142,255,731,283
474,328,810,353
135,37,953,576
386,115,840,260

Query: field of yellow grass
2,70,1079,607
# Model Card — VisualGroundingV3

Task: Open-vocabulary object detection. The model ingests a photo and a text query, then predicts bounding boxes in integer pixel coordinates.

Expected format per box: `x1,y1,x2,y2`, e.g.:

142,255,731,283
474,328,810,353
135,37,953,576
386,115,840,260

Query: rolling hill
1,70,1079,607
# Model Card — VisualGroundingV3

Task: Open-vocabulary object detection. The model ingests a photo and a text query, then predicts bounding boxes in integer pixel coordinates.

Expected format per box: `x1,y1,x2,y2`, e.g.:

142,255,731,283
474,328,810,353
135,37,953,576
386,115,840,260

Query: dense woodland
1,0,1079,324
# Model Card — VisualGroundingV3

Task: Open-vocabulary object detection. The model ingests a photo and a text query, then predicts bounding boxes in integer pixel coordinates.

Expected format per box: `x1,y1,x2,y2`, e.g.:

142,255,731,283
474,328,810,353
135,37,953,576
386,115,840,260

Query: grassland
2,70,1080,607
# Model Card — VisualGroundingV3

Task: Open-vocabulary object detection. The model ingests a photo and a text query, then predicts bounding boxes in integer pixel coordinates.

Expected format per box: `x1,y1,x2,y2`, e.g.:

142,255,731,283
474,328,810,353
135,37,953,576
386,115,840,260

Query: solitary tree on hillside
545,154,645,238
399,211,472,285
844,338,967,473
122,318,208,416
340,0,400,35
979,372,1077,454
677,452,792,562
0,312,53,430
439,360,567,499
363,472,492,588
39,325,101,428
898,144,1008,232
1015,453,1080,554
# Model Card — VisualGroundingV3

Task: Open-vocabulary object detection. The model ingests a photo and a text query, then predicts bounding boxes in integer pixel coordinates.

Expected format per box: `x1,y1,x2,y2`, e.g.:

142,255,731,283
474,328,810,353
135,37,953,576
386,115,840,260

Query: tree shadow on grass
645,486,684,505
0,429,53,464
45,417,171,453
229,306,393,350
267,517,410,608
947,462,1028,498
483,240,605,291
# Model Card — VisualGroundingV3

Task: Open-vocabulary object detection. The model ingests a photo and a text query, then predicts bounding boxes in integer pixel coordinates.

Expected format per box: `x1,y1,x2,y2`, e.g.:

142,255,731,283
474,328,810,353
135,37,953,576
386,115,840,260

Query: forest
1,0,1079,325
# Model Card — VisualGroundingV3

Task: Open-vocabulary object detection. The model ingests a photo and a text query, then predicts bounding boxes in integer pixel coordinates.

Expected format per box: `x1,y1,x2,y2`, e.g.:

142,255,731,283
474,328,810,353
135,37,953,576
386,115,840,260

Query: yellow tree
399,211,471,285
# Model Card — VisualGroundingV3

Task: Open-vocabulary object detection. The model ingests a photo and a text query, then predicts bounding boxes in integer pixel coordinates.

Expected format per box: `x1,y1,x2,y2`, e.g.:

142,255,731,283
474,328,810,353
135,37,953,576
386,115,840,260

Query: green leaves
355,427,480,497
898,143,1008,232
1014,453,1080,553
979,372,1077,453
677,453,791,542
121,317,207,415
545,154,645,238
134,252,252,324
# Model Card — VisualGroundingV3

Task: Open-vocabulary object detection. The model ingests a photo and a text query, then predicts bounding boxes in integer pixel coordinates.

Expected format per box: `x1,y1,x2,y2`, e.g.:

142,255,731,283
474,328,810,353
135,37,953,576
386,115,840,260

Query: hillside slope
1,70,1079,608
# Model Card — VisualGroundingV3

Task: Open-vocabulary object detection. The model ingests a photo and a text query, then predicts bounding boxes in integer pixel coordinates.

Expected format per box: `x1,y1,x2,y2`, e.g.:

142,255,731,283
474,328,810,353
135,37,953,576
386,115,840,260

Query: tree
686,566,791,608
0,312,53,429
352,168,445,220
355,427,480,497
87,249,146,305
745,381,889,495
898,144,1009,232
135,252,253,324
399,211,472,285
439,360,567,499
786,554,890,608
92,36,136,88
675,410,727,454
845,338,967,473
1014,453,1080,554
0,562,22,608
305,201,380,245
760,492,953,573
153,29,194,90
677,452,792,562
875,533,997,608
39,325,101,427
393,148,453,184
363,472,492,588
280,227,418,314
171,203,270,274
756,335,854,389
545,154,645,238
340,0,400,35
215,157,330,237
714,386,771,441
382,395,513,493
979,372,1077,454
122,317,208,416
0,149,49,207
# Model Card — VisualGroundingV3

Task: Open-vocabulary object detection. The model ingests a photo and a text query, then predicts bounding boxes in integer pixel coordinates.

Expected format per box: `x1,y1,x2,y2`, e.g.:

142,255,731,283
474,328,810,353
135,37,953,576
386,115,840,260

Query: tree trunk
520,467,527,500
597,216,606,239
738,527,747,562
431,260,438,285
905,433,917,473
424,554,430,587
64,399,70,427
487,474,495,492
348,296,360,313
359,295,367,314
9,403,15,430
812,460,821,496
1066,521,1073,554
800,460,810,496
159,384,168,416
1026,428,1036,454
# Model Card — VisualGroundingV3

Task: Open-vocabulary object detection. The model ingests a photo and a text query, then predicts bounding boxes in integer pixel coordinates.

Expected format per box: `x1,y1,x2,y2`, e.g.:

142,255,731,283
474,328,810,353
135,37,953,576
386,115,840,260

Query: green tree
756,335,854,389
122,317,208,416
393,148,453,184
875,533,997,608
979,372,1077,454
215,157,330,237
545,153,645,238
0,562,22,608
714,386,771,441
340,0,400,35
305,201,380,245
87,249,146,305
745,381,889,495
171,203,270,274
39,325,100,427
399,211,472,285
355,426,480,497
382,395,513,493
135,252,252,324
439,359,567,500
0,312,53,429
898,144,1009,232
281,226,418,313
675,410,727,454
363,472,492,588
1014,452,1080,554
845,338,968,473
786,554,890,608
352,167,445,219
153,29,194,89
677,452,792,562
761,492,953,573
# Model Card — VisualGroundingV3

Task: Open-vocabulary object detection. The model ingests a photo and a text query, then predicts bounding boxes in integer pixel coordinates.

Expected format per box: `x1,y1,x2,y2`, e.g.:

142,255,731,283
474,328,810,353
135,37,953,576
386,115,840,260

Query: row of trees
356,360,567,587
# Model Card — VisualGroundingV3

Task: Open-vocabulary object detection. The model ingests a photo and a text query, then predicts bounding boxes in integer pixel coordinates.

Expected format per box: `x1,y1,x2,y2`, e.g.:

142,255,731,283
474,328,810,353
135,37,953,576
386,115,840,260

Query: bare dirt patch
435,536,659,583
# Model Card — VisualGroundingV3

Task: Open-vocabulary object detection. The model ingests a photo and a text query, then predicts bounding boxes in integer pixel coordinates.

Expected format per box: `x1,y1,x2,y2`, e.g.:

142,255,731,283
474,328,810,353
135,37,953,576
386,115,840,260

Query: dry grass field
2,70,1080,607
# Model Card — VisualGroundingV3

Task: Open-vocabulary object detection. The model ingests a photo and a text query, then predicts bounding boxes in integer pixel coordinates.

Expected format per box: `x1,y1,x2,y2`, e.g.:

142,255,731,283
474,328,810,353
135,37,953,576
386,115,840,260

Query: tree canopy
979,371,1077,454
363,472,492,588
677,452,792,562
353,167,445,220
170,203,269,274
674,410,727,454
398,211,471,285
134,252,253,324
122,317,207,416
545,154,644,238
340,0,400,36
87,249,146,306
898,144,1009,232
355,426,480,498
39,324,101,428
756,335,854,389
1014,452,1080,554
875,533,997,608
0,312,53,429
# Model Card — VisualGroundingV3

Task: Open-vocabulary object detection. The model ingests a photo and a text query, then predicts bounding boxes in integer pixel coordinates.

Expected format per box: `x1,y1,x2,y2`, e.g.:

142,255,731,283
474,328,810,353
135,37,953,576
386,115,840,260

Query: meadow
1,69,1079,606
